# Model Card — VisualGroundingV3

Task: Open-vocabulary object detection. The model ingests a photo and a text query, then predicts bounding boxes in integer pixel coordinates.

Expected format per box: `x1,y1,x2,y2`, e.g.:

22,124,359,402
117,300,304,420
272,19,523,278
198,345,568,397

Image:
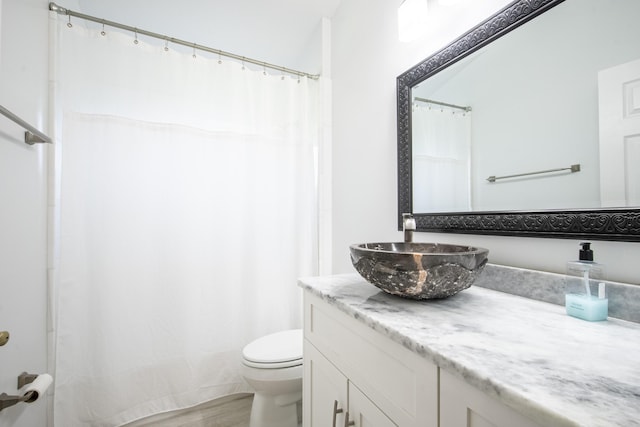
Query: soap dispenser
565,242,608,321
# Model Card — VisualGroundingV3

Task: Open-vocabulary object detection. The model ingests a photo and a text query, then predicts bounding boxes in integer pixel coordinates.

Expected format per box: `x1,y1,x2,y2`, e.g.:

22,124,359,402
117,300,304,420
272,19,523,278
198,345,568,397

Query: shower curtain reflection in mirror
49,23,319,426
411,101,472,212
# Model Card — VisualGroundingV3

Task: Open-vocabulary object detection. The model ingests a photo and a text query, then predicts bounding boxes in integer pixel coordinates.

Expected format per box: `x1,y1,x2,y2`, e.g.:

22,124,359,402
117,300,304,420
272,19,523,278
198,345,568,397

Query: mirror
397,0,640,241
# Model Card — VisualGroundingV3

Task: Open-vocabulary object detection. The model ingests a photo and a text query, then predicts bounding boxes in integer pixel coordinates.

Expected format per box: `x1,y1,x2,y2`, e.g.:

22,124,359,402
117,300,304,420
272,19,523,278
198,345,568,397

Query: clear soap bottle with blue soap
565,242,608,321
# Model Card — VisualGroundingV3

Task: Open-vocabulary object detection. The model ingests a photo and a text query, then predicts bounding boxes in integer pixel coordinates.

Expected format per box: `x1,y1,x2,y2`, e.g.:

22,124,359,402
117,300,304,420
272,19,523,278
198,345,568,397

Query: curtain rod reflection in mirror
48,2,320,80
487,164,581,183
414,96,472,112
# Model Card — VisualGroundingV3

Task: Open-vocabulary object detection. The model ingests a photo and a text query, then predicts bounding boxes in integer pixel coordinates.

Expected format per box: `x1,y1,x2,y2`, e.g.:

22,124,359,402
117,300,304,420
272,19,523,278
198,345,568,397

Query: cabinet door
304,340,348,427
440,370,541,427
305,292,438,427
348,382,397,427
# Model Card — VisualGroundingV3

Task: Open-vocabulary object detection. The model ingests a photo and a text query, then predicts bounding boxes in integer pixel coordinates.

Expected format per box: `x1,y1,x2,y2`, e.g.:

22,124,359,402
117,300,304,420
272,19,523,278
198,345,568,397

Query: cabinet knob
0,331,9,347
344,411,355,427
332,400,344,427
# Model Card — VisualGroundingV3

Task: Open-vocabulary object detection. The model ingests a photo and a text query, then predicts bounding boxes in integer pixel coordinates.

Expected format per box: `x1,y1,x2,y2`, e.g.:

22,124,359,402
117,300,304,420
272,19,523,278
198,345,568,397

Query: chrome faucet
402,213,416,243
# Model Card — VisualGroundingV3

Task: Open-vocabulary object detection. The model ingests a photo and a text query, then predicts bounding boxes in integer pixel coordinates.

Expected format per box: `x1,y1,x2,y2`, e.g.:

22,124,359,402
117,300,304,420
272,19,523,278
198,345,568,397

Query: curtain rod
414,97,471,112
48,2,320,80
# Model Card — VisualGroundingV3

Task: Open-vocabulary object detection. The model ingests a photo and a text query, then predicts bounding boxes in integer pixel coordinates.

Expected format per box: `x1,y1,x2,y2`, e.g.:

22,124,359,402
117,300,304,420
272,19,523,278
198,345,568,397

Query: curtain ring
67,15,72,28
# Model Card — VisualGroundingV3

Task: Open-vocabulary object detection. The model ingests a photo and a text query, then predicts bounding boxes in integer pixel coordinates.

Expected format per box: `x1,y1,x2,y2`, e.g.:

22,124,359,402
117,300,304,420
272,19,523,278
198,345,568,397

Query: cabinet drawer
304,293,438,427
440,369,542,427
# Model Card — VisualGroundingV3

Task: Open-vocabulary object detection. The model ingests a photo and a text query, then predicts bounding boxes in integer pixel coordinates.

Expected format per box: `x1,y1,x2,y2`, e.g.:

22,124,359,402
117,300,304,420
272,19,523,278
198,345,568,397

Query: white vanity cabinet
303,290,543,427
304,342,395,426
301,275,640,426
440,370,541,427
303,292,438,427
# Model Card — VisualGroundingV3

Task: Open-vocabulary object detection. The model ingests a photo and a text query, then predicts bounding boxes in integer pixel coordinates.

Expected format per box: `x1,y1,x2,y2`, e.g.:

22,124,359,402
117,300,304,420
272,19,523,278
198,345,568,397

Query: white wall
0,1,50,426
330,0,640,285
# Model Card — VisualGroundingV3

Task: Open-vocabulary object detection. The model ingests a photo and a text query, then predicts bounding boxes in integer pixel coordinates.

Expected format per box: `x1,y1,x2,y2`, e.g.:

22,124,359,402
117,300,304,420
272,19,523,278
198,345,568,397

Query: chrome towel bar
0,105,52,145
487,164,580,183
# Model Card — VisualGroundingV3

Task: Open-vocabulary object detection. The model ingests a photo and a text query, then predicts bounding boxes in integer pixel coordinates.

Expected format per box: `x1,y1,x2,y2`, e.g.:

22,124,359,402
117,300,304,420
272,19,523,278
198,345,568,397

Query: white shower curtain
411,103,471,212
49,18,318,427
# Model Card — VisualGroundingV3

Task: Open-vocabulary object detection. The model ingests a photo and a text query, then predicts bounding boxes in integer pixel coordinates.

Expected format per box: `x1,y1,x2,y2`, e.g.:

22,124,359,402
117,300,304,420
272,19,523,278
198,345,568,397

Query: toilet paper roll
22,374,53,403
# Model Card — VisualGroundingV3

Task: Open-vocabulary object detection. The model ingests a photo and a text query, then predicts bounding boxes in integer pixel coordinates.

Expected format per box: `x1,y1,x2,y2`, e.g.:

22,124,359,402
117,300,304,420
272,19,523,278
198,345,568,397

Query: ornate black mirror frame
397,0,640,241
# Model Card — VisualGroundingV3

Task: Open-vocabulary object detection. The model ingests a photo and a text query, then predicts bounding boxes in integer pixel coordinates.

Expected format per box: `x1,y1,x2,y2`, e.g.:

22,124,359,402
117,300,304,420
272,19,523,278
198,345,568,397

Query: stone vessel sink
350,242,489,299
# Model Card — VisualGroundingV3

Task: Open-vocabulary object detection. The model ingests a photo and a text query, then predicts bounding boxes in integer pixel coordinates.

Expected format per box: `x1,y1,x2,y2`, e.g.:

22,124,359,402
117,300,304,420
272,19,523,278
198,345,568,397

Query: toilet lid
242,329,303,365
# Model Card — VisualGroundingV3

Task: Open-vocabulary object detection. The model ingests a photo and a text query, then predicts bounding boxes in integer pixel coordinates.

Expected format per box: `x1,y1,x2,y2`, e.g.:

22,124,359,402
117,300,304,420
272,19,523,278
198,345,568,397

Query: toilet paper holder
0,372,46,412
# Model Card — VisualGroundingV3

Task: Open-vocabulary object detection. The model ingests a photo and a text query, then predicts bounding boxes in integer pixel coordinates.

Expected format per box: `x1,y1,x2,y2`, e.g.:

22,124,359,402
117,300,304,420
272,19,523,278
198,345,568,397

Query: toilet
241,329,303,427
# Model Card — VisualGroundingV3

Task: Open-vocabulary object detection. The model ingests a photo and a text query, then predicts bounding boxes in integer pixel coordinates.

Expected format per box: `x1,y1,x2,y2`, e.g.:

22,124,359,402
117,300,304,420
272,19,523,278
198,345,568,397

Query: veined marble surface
299,274,640,427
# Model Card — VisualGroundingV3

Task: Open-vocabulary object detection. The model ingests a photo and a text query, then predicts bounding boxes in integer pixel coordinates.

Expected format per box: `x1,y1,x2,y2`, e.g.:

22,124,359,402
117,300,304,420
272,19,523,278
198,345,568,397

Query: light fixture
438,0,463,6
398,0,429,42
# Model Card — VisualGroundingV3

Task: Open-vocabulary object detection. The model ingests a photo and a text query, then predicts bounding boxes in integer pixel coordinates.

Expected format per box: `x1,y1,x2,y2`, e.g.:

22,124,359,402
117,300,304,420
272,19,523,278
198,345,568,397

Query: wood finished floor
123,393,253,427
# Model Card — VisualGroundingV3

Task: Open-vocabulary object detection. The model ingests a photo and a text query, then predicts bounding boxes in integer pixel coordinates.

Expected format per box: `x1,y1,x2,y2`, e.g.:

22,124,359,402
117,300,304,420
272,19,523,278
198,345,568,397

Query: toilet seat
242,329,302,369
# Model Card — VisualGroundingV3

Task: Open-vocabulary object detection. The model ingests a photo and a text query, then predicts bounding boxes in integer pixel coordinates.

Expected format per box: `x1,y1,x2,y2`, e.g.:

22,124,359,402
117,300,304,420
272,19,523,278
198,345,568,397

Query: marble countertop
298,274,640,427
